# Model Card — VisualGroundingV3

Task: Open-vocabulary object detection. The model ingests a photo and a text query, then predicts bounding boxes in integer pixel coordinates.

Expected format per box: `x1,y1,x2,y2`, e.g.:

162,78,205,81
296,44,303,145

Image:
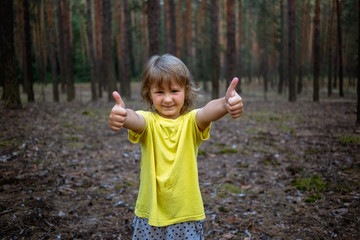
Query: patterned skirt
132,216,204,240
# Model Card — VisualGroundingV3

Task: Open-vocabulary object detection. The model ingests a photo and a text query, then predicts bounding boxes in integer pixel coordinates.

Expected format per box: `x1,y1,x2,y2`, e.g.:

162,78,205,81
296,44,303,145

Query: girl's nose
164,94,172,102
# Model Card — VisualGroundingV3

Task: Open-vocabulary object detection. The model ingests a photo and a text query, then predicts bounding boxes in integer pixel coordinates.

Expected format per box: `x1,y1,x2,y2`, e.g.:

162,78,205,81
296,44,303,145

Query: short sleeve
192,109,211,142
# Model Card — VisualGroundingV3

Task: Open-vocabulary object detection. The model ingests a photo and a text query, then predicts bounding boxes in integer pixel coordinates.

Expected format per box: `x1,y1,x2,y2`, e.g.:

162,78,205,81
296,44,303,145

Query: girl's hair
141,54,199,114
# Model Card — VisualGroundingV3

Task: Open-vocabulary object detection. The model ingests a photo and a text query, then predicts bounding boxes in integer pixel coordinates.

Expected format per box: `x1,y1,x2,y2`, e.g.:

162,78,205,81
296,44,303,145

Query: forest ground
0,82,359,240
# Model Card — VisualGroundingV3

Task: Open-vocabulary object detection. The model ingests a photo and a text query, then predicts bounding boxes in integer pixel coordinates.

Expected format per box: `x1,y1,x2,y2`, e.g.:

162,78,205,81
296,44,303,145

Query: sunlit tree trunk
211,0,219,99
328,0,336,97
24,0,35,102
0,0,22,108
278,0,284,95
164,0,176,55
226,0,236,88
336,0,344,97
148,0,160,56
288,0,296,102
46,0,59,102
313,0,320,102
86,0,97,101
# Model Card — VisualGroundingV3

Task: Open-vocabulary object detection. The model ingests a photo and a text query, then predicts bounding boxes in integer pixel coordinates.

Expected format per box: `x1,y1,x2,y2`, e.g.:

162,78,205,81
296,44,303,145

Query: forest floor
0,82,359,240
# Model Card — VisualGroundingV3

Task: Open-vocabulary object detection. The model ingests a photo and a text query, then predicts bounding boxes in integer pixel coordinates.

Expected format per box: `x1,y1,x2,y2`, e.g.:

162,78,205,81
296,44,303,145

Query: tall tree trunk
175,0,183,58
336,0,344,97
298,0,306,95
278,0,284,95
94,0,103,98
24,0,35,102
211,0,219,99
195,0,208,88
141,1,149,61
313,0,320,102
0,0,22,108
46,0,59,102
164,0,176,55
148,0,160,56
328,0,336,97
357,0,360,125
226,0,236,88
120,0,131,99
101,0,116,101
57,0,66,93
184,0,192,67
288,0,296,102
86,0,97,101
59,0,74,101
236,0,242,93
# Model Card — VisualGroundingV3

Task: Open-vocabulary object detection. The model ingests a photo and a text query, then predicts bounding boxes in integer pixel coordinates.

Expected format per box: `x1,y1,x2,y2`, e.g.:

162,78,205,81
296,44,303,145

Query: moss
82,110,97,118
305,194,322,203
221,183,242,194
0,138,20,147
293,174,327,192
337,134,360,144
218,206,231,213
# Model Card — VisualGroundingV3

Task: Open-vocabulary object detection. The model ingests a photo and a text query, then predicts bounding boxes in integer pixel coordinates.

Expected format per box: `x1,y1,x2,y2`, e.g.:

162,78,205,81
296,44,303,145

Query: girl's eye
172,90,179,93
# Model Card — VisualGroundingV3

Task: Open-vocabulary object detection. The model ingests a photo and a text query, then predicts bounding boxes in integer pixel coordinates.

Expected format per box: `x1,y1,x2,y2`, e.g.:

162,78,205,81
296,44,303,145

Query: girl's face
150,79,185,119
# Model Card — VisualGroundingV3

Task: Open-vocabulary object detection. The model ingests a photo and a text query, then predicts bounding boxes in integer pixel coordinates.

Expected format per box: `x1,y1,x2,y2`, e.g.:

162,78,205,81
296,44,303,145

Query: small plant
293,174,326,192
220,148,238,154
337,134,360,144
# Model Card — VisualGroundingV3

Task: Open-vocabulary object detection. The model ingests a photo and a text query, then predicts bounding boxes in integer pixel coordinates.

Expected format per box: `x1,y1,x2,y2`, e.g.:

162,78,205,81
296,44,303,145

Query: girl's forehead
151,79,183,89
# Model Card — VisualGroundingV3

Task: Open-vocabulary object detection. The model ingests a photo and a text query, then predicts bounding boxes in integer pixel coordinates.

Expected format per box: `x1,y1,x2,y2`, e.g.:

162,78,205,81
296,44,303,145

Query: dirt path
1,86,359,239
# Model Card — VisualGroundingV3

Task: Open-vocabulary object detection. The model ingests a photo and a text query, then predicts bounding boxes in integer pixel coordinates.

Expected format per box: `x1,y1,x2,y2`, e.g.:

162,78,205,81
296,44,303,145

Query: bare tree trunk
86,0,97,101
236,0,242,93
141,1,149,61
94,0,103,98
211,0,219,99
24,0,35,102
184,0,192,67
336,0,344,97
357,0,360,125
313,0,320,102
226,0,236,88
148,0,160,56
46,0,59,102
0,0,22,108
298,0,307,95
120,0,132,99
328,0,336,97
288,0,296,102
278,0,284,95
175,0,183,58
164,0,176,55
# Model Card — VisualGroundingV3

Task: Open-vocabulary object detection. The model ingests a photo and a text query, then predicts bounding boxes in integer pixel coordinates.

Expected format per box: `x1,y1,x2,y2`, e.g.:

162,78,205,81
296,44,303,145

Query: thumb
112,91,125,107
226,77,238,99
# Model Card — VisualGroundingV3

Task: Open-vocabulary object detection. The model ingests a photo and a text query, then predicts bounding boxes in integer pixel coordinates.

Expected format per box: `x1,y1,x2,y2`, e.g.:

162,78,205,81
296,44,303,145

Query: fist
108,91,127,131
225,78,243,118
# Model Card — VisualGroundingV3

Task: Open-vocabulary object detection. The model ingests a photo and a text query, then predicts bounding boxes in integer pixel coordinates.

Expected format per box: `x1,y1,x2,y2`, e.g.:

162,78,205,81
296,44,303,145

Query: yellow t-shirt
128,109,211,227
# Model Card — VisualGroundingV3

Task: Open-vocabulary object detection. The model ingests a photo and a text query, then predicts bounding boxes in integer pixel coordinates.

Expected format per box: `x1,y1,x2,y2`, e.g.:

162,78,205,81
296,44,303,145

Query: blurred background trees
1,0,359,106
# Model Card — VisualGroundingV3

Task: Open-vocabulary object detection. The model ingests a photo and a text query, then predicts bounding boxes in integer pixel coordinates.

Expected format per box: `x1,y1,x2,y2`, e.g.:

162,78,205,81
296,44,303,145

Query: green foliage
305,194,322,203
220,183,242,194
293,174,326,192
337,134,360,144
219,148,238,154
0,138,20,147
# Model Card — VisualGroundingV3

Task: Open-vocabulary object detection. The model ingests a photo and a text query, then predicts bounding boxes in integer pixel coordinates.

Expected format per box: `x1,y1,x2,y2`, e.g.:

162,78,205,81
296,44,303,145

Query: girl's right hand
108,91,127,131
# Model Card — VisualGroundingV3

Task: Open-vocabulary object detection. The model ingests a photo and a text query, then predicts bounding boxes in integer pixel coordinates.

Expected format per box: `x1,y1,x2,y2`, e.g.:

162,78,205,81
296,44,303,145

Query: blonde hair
141,54,199,114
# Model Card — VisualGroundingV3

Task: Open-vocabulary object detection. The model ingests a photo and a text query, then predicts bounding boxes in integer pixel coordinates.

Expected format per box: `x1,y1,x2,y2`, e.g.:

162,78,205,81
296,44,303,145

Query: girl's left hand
225,77,243,118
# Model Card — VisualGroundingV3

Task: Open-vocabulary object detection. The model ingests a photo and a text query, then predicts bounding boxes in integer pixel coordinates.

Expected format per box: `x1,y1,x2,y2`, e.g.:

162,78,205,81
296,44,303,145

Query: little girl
108,54,243,240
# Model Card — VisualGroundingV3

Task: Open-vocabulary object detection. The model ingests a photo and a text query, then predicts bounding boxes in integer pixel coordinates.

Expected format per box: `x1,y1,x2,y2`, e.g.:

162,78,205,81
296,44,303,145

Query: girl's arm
196,78,243,130
108,91,146,133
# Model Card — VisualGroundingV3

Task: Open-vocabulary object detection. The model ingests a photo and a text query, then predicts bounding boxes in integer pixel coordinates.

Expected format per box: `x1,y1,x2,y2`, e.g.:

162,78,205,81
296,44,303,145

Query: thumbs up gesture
225,77,243,118
109,91,127,131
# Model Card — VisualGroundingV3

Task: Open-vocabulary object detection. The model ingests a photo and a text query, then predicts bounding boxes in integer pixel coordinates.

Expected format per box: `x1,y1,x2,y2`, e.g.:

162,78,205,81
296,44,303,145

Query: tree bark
0,0,22,108
288,0,296,102
313,0,320,102
86,0,97,101
94,0,103,98
120,0,132,99
164,0,176,55
175,0,183,58
336,0,344,97
211,0,219,99
148,0,161,56
357,0,360,125
24,0,35,102
236,0,242,93
328,0,336,97
46,0,59,102
278,0,284,95
226,0,236,88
